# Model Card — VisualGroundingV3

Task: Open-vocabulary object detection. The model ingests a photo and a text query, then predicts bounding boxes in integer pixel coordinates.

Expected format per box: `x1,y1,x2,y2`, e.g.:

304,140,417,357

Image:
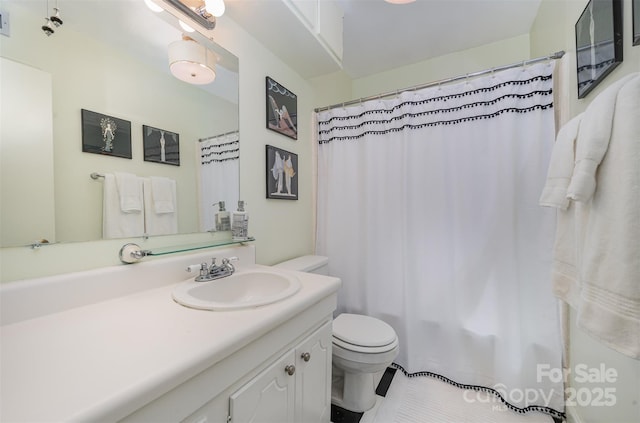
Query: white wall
352,34,532,100
310,34,531,108
212,16,317,267
530,2,640,423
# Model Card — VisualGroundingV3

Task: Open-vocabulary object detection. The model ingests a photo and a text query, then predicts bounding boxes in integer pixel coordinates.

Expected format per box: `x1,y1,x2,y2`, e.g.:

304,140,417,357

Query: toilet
274,255,399,413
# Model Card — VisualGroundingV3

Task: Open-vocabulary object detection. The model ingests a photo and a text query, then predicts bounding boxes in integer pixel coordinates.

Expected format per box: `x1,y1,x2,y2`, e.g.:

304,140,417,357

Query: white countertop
0,265,340,422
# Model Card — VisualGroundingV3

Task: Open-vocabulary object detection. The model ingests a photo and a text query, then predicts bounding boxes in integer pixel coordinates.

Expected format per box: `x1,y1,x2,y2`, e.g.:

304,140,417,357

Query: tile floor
331,367,563,423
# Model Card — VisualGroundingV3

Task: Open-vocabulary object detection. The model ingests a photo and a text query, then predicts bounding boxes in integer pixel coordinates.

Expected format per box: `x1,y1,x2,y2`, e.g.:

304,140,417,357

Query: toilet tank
274,255,329,275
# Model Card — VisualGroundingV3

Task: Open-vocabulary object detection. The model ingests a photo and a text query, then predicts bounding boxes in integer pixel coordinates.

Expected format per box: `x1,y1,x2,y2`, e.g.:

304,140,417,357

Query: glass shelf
148,237,255,256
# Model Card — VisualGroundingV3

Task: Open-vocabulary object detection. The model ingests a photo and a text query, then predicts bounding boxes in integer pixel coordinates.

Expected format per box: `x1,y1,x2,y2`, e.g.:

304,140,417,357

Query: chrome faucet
189,256,238,282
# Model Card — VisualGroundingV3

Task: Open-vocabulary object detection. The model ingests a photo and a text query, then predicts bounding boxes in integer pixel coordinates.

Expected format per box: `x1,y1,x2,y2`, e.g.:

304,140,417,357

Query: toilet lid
332,313,397,348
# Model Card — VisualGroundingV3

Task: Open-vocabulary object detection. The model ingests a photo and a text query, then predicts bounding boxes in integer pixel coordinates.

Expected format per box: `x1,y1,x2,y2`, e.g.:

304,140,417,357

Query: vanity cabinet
229,320,332,423
229,348,295,421
1,246,341,422
294,320,332,422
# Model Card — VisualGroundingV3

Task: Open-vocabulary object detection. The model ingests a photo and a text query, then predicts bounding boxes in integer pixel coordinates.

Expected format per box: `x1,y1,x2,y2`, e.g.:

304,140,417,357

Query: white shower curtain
316,63,564,417
198,132,240,232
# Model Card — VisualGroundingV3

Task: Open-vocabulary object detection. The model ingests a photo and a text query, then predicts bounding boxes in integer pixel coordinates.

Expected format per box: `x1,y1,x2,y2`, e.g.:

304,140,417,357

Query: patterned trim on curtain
318,74,553,143
200,137,240,164
392,364,565,420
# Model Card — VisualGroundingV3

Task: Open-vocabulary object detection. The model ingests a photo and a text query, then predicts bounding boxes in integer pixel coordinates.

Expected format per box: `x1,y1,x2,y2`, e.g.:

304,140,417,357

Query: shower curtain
197,132,240,232
316,63,564,417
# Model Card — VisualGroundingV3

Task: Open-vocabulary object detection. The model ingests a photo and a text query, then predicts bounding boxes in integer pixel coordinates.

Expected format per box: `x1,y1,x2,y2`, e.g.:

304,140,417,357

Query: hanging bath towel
543,73,640,359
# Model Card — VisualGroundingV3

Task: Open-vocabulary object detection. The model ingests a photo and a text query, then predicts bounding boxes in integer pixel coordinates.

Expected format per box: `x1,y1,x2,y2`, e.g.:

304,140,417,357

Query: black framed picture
143,125,180,166
266,145,298,200
575,0,623,99
266,77,298,140
81,109,131,158
634,0,640,46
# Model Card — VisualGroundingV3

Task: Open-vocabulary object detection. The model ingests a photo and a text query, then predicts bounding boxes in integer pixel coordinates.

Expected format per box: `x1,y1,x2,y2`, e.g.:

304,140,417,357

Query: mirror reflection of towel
150,176,175,214
103,173,144,239
114,172,143,212
143,178,177,236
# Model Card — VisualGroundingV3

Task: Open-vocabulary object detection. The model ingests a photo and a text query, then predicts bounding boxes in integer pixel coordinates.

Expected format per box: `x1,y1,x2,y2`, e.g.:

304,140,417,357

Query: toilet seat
332,313,398,353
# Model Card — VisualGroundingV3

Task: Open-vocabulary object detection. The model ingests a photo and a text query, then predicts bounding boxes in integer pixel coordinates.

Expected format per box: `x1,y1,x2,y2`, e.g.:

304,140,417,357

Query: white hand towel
114,172,143,212
143,178,178,236
103,173,145,239
566,73,638,202
150,176,176,214
539,113,583,210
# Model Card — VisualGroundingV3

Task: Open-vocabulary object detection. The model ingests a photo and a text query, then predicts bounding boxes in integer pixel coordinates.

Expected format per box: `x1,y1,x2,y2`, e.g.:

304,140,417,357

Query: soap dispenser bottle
232,200,249,240
214,201,231,232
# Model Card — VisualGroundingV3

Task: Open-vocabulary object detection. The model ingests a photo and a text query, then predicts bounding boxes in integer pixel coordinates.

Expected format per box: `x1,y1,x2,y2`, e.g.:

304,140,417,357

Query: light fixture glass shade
204,0,225,17
168,38,217,85
144,0,164,12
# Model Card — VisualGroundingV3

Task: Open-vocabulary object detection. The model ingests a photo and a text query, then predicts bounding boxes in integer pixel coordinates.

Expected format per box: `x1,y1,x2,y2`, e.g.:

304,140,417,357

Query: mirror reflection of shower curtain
197,132,239,232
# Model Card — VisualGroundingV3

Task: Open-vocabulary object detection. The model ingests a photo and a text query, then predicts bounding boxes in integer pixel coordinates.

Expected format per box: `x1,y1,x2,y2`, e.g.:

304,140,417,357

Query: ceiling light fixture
50,1,63,27
204,0,225,17
384,0,416,4
164,0,217,30
144,0,164,13
41,0,55,36
168,35,217,85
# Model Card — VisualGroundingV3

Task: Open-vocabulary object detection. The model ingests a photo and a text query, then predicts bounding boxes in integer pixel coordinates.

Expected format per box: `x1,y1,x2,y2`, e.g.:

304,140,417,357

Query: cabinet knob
285,364,296,376
301,352,311,362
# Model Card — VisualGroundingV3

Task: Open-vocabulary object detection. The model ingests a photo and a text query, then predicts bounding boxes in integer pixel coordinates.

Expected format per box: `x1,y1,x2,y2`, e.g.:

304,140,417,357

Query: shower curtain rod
199,130,239,142
314,50,565,112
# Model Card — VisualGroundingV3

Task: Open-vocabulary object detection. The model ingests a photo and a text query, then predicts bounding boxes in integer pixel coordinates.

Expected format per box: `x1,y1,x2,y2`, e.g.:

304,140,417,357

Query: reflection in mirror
163,0,218,30
0,0,239,247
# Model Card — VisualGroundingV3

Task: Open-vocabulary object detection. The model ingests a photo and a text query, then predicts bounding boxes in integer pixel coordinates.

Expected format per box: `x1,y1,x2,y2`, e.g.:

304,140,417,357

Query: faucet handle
222,256,238,264
185,263,210,278
186,264,201,273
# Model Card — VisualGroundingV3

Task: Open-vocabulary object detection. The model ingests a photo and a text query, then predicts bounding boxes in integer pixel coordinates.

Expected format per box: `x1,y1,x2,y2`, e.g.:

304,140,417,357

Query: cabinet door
229,350,296,423
295,321,332,423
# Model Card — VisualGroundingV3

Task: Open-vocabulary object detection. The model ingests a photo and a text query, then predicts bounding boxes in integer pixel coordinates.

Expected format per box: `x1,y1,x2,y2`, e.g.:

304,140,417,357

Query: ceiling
224,0,543,79
17,0,542,83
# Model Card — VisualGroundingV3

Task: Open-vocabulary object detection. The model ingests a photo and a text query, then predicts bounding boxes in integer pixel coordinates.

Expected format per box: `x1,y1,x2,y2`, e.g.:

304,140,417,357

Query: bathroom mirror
0,0,239,247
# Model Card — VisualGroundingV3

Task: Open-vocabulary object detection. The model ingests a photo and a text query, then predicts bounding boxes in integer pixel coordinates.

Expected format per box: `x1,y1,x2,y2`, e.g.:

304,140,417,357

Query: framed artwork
143,125,180,166
81,109,131,159
575,0,623,99
266,76,298,140
634,0,640,46
266,145,298,200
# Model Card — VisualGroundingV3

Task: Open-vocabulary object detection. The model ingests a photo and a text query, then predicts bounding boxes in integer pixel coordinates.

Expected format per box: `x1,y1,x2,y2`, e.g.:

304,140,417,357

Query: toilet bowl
274,255,399,413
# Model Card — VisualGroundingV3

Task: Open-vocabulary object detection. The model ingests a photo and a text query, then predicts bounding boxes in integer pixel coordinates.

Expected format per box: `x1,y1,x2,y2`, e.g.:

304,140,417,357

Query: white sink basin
172,269,301,311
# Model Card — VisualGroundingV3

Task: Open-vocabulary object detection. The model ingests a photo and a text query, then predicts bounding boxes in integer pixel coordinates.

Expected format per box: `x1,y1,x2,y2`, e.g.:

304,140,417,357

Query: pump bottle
232,200,249,240
214,201,231,232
